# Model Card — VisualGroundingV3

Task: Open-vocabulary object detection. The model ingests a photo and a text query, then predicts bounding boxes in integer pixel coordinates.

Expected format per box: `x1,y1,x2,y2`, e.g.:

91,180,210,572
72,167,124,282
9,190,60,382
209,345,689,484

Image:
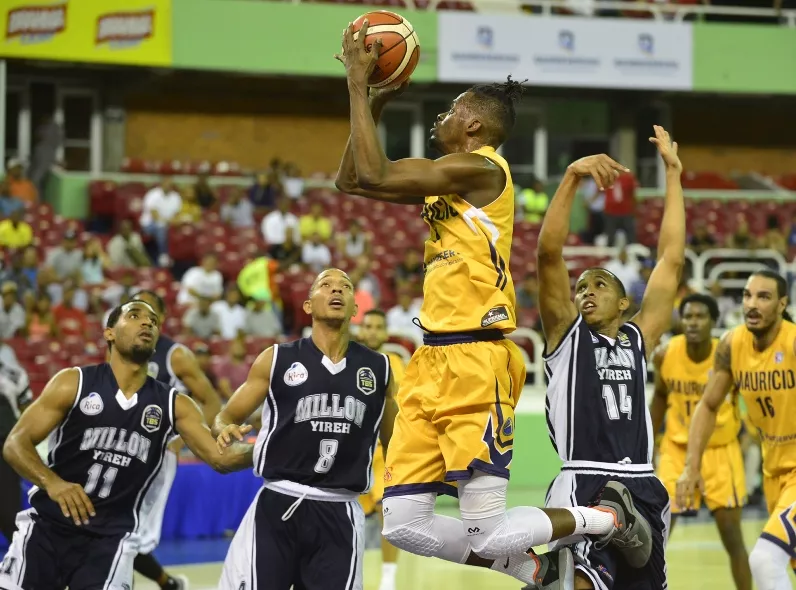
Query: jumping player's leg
376,509,400,590
751,472,796,590
749,537,792,590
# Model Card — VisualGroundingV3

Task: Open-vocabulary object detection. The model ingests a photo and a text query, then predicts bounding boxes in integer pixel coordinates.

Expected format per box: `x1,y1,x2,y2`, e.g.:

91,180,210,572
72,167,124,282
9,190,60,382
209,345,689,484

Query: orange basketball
352,11,420,89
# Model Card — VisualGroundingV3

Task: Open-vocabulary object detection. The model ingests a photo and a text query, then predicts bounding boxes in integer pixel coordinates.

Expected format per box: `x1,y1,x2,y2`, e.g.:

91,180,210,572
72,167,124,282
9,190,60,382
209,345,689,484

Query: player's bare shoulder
714,330,735,373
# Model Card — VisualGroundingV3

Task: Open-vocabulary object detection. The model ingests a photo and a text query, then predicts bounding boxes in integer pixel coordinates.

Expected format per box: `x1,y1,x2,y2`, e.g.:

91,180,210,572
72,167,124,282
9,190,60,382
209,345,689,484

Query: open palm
650,125,682,172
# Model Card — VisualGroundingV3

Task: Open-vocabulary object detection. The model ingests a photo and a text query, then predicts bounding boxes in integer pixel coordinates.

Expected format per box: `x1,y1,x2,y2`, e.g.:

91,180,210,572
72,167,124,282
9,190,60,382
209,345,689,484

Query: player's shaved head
309,268,354,296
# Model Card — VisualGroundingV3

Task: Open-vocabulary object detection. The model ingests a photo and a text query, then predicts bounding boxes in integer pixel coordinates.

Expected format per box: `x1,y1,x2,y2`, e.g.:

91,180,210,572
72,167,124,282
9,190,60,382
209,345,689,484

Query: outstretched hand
567,154,629,191
334,20,380,85
650,125,682,173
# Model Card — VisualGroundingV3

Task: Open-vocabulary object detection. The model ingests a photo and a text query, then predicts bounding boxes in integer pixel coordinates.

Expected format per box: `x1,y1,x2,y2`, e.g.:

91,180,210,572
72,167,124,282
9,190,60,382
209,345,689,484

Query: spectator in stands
248,172,280,212
237,254,281,307
81,237,109,286
140,176,182,266
262,196,299,257
192,342,219,390
271,231,302,271
581,177,606,244
299,202,333,242
18,247,38,294
182,296,221,339
211,285,248,340
178,253,224,306
689,220,716,254
27,292,57,338
29,116,62,199
172,185,202,225
107,220,150,269
628,259,654,307
45,229,83,282
516,275,539,311
215,337,250,401
101,270,136,310
351,255,381,305
337,218,372,260
0,282,26,338
53,283,88,338
282,162,304,199
0,208,33,250
519,177,549,223
386,287,423,342
759,214,788,256
394,250,424,288
246,298,282,338
0,178,24,217
301,232,332,273
710,281,741,329
604,171,637,245
220,187,255,228
726,214,755,249
194,172,217,210
0,251,35,299
603,247,641,292
4,159,37,204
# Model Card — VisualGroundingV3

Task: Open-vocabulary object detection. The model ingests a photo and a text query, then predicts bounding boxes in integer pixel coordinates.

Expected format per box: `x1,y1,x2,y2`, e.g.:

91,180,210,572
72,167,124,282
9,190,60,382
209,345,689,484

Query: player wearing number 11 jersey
0,301,253,590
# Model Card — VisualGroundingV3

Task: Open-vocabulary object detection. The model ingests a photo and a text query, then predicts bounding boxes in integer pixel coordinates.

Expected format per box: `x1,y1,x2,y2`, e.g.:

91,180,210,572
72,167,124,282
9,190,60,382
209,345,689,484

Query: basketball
351,11,420,89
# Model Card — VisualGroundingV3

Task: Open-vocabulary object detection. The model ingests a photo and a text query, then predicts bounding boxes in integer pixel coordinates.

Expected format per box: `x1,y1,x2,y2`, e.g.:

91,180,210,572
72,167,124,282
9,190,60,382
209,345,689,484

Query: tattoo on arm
715,339,732,373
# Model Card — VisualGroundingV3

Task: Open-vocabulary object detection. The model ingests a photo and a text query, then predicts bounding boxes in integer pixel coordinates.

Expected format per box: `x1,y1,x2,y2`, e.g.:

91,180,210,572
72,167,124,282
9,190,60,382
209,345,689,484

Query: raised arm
336,23,503,209
3,368,96,526
537,155,628,351
649,343,670,437
171,345,222,424
175,393,253,474
212,347,274,440
631,126,686,349
676,331,734,509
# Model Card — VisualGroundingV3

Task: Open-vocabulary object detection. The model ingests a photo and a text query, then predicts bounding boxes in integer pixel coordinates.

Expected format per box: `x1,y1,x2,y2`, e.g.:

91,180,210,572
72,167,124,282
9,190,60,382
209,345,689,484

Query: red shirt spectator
54,286,88,337
604,173,636,217
214,339,250,400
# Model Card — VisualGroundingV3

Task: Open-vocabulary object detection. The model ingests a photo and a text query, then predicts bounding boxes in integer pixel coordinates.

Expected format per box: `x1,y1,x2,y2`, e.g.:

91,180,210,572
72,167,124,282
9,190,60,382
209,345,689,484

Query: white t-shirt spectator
107,233,147,268
140,187,182,227
178,266,224,305
301,242,332,272
220,199,255,228
386,300,423,342
603,257,641,294
0,301,26,338
183,308,221,339
261,211,299,246
210,300,248,339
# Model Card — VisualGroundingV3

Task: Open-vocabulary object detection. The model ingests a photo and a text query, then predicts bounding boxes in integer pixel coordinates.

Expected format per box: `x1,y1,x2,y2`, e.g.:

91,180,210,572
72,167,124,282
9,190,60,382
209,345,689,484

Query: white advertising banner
438,14,693,90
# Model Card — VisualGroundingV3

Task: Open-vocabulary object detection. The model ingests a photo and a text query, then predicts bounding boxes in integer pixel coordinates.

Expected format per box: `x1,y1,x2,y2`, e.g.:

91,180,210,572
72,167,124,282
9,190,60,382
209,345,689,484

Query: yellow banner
0,0,171,66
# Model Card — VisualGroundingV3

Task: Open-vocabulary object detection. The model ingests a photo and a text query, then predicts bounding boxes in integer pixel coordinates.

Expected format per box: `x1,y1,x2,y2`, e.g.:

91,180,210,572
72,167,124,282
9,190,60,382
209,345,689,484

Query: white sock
490,552,541,585
378,562,398,590
566,507,616,535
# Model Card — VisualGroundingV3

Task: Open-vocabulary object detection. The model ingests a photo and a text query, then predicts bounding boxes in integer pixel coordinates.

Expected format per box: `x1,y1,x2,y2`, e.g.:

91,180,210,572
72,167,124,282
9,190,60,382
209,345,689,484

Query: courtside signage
438,13,693,91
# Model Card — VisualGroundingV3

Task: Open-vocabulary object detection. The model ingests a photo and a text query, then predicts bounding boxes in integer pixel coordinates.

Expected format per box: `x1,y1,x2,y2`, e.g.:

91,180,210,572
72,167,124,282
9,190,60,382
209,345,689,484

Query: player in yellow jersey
678,270,796,590
334,22,650,590
651,293,750,589
358,309,404,590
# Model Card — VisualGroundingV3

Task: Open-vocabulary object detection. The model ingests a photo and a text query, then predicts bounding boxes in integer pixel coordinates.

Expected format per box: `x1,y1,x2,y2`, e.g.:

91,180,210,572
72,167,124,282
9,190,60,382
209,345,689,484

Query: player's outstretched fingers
79,487,96,517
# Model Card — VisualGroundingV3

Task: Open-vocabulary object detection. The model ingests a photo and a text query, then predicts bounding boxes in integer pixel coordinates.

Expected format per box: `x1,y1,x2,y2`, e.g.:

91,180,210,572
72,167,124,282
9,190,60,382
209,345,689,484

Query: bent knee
381,494,439,556
749,538,790,579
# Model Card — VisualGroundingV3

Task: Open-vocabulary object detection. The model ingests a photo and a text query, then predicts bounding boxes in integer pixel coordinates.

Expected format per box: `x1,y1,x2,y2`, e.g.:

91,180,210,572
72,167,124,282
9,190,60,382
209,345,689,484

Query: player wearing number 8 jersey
679,270,796,590
651,294,749,589
0,301,253,590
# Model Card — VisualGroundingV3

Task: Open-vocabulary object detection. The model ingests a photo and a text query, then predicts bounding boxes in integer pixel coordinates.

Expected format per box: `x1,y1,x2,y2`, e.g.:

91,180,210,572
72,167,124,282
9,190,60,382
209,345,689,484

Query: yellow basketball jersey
660,335,740,447
419,147,516,334
387,352,406,385
730,321,796,477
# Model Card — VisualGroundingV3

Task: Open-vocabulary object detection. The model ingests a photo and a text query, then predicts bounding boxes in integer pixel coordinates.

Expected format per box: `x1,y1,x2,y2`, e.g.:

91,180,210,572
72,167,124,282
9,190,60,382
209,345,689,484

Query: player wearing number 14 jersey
0,301,254,590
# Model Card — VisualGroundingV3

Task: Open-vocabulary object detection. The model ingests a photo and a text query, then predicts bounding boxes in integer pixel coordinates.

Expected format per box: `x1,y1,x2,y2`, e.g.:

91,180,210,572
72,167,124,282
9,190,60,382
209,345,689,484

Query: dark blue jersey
30,364,177,535
544,317,653,466
254,338,390,493
146,335,187,392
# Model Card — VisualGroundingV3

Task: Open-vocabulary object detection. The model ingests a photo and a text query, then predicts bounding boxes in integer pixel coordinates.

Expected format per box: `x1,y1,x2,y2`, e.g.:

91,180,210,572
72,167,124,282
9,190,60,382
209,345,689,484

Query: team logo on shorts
147,361,159,379
80,392,104,416
141,404,163,433
284,362,308,386
481,305,509,328
356,367,377,395
502,417,513,437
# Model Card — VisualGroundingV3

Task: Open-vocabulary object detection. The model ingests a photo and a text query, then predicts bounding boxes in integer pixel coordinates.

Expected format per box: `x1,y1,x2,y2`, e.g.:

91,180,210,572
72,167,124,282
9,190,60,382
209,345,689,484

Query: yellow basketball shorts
383,334,526,498
762,469,796,561
359,442,385,516
658,437,746,514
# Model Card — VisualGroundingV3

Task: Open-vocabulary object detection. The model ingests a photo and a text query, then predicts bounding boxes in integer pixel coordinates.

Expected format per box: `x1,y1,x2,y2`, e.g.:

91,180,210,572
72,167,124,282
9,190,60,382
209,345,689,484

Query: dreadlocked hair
468,75,527,145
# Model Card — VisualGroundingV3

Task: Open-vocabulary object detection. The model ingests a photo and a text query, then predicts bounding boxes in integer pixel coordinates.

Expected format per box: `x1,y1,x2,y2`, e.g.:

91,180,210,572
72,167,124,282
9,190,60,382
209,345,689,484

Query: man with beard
0,301,253,590
679,270,796,590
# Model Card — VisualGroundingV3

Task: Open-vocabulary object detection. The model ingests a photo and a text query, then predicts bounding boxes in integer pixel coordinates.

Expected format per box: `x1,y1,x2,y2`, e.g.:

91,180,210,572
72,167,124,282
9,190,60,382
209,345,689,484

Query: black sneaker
593,481,652,569
520,546,575,590
162,575,189,590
